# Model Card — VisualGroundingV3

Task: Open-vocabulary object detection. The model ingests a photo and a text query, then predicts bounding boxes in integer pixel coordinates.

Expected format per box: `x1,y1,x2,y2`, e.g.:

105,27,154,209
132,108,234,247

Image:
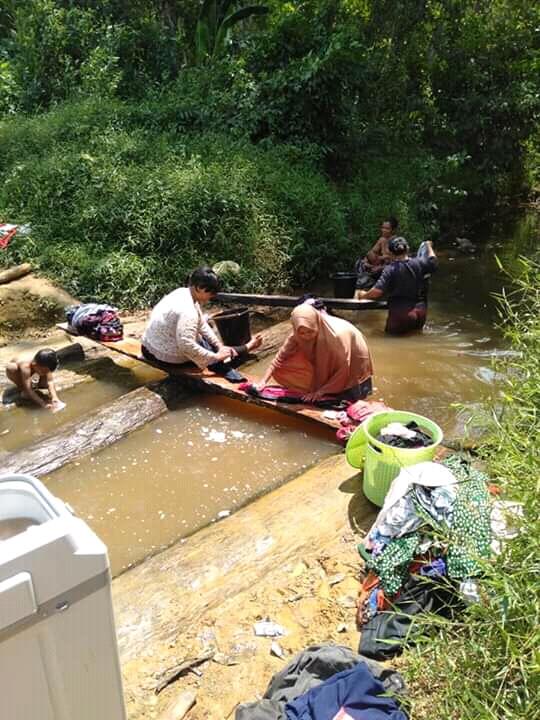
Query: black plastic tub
213,306,251,346
330,272,357,298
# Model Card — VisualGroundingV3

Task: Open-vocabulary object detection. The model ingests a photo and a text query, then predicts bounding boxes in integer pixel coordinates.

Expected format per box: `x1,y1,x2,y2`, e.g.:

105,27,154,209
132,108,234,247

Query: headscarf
271,304,373,395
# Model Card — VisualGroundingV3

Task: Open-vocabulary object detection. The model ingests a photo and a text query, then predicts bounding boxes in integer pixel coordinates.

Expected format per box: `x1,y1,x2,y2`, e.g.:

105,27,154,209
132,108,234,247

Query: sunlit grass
403,258,540,719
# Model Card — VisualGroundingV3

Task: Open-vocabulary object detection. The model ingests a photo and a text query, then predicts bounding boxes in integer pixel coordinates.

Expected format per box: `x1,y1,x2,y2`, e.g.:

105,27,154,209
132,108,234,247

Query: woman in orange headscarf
256,303,373,403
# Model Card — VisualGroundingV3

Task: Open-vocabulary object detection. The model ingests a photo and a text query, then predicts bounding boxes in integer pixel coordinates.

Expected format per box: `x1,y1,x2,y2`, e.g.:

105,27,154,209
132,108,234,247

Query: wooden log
0,381,185,477
0,263,33,285
112,454,369,665
216,292,387,311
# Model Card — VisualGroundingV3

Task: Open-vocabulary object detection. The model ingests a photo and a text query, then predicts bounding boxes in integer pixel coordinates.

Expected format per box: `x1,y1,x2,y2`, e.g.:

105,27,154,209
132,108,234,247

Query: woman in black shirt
355,237,437,334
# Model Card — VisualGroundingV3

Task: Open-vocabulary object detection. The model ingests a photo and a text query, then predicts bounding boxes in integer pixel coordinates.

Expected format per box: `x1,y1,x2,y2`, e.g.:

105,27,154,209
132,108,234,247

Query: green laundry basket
346,410,443,507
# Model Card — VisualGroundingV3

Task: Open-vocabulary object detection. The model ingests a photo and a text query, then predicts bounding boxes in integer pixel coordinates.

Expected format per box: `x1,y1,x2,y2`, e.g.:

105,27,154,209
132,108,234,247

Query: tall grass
404,258,540,719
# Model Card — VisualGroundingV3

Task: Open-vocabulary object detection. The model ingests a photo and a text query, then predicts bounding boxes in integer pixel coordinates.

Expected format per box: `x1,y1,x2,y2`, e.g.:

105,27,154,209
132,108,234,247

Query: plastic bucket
330,272,357,298
213,306,252,346
346,410,443,507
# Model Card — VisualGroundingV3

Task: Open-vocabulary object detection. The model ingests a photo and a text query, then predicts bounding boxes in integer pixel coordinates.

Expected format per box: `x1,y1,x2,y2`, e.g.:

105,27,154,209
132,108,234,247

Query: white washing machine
0,474,127,720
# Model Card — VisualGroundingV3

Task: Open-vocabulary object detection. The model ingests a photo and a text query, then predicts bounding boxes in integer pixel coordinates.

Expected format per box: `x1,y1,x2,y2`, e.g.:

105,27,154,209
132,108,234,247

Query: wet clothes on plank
239,377,373,409
235,645,406,720
336,400,392,445
142,338,246,383
66,303,123,341
374,256,437,335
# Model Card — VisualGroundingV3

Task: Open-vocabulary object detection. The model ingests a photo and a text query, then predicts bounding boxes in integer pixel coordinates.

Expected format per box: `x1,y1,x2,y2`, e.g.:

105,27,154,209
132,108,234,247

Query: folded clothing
66,303,123,342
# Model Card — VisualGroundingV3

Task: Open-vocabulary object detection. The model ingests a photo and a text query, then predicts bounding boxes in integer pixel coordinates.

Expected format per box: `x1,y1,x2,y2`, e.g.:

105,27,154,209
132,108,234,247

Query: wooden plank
215,292,387,311
56,323,372,433
0,384,182,477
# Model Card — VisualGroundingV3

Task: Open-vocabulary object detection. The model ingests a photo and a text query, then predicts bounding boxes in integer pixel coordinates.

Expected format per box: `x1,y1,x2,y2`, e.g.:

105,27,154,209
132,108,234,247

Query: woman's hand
302,390,324,404
215,346,233,362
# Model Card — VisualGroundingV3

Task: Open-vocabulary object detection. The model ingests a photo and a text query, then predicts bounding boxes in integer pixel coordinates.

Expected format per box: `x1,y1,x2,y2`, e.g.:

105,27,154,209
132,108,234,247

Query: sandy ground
112,452,377,720
140,534,365,720
0,273,79,343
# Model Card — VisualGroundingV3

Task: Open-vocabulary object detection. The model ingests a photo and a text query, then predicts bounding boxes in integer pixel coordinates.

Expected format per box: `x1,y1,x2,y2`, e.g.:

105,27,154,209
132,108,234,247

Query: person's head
381,217,399,238
188,266,221,304
291,304,320,342
295,293,327,313
32,348,58,374
388,236,410,258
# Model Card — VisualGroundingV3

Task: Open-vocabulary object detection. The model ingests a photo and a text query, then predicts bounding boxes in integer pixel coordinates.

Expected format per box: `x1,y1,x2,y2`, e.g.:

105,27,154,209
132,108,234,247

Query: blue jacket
285,662,407,720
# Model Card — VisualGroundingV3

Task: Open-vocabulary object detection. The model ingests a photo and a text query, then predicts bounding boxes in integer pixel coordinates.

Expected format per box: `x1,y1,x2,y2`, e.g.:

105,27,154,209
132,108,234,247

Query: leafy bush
0,99,356,305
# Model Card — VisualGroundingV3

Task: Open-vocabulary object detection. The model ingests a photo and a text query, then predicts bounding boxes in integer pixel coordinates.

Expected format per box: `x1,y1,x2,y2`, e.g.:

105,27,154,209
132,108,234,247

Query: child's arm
46,373,61,404
20,366,50,409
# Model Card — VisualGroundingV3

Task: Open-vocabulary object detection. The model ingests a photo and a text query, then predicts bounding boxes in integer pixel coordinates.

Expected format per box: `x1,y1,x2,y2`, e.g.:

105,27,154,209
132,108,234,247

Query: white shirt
142,287,221,367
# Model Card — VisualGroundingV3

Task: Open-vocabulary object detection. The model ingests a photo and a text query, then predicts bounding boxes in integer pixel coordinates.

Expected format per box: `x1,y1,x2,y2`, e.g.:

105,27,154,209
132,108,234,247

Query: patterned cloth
364,456,492,595
442,457,492,578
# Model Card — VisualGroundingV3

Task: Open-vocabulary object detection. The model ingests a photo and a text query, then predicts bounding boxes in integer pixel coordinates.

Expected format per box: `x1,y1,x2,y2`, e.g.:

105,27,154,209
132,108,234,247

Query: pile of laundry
66,303,123,342
236,644,407,720
356,455,513,660
377,421,433,449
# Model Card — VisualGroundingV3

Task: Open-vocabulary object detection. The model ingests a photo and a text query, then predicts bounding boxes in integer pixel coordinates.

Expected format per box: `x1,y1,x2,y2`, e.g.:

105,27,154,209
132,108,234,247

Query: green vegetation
0,1,538,305
405,258,540,719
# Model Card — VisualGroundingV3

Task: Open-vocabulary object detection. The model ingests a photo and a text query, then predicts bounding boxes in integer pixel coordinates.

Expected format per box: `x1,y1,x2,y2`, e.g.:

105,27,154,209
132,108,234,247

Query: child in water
5,348,65,411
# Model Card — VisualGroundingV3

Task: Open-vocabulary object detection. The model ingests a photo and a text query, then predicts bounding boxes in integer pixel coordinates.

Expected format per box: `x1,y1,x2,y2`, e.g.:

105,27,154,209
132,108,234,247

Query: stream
3,212,538,575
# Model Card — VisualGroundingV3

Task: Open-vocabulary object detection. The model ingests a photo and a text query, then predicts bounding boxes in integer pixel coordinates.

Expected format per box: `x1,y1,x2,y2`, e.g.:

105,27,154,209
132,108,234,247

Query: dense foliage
405,257,540,719
0,1,538,304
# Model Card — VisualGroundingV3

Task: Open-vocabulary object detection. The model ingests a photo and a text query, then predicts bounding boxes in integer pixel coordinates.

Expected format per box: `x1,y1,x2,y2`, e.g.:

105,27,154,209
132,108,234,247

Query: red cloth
0,224,18,250
336,400,392,445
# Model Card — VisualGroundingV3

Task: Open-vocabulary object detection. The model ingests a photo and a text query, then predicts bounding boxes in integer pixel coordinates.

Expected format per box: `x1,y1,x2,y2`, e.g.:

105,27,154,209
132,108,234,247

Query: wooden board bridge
57,324,372,434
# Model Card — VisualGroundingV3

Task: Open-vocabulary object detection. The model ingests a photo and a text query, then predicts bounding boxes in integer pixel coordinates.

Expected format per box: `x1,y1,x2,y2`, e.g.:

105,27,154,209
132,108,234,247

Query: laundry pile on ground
355,455,505,660
66,303,123,342
236,644,407,720
377,421,433,449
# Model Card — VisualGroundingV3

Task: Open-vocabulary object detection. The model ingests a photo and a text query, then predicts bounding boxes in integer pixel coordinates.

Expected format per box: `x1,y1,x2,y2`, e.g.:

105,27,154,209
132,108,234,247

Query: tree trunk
0,263,33,285
1,381,186,477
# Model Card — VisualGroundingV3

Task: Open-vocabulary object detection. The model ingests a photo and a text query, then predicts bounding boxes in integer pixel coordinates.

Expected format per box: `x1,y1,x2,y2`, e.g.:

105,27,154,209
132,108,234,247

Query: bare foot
246,334,263,352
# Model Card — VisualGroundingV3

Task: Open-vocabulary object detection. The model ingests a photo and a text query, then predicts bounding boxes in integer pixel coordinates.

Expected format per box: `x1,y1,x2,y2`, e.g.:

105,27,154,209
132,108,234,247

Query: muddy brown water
4,212,538,576
46,395,337,575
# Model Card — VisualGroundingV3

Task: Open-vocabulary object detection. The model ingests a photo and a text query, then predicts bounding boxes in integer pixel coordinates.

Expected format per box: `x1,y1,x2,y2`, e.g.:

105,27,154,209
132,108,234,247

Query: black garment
235,644,406,720
377,421,433,448
141,340,247,383
374,256,437,311
359,576,457,661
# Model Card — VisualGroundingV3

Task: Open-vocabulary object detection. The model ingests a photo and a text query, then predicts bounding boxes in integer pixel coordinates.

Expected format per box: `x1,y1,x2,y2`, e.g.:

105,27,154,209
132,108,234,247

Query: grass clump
404,257,540,719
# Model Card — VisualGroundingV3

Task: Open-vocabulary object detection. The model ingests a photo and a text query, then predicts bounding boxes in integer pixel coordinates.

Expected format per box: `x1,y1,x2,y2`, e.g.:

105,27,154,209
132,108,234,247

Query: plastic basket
346,410,443,507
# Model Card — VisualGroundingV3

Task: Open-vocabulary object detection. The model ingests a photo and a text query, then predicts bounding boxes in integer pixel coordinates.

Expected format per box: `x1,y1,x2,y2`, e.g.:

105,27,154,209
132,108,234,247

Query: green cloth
442,456,492,578
367,535,419,596
365,456,492,595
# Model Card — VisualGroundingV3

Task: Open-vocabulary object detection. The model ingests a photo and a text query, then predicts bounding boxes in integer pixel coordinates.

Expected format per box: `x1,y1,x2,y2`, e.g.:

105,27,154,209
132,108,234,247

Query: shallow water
46,395,336,575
